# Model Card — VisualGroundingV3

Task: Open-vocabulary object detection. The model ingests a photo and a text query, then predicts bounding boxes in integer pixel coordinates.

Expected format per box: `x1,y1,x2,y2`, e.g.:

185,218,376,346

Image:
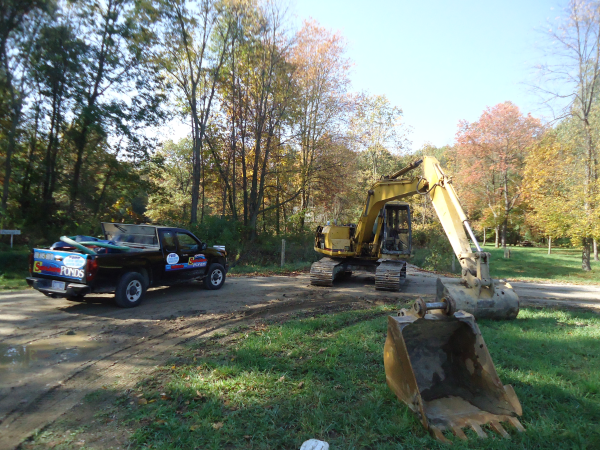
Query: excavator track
375,260,406,291
310,257,345,286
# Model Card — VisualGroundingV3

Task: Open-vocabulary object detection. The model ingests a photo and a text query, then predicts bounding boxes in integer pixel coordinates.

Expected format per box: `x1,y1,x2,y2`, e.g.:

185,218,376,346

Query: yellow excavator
312,156,525,441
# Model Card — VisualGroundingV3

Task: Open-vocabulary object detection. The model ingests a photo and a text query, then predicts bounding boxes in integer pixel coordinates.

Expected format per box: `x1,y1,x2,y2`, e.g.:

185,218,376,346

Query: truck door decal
165,255,207,271
188,254,207,267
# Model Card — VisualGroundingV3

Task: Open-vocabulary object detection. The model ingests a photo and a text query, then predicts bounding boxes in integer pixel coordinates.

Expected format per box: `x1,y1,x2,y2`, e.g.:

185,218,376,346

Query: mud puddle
0,333,102,387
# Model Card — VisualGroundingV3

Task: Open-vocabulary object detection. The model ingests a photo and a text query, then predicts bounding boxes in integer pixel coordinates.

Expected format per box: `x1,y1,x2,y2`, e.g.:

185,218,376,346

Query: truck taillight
87,257,99,281
28,252,33,275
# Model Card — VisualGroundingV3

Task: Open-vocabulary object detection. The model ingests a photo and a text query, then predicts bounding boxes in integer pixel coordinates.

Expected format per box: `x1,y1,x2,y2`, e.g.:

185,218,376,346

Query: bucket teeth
490,421,510,438
452,426,467,440
430,426,451,444
430,418,523,443
469,422,488,439
508,417,525,432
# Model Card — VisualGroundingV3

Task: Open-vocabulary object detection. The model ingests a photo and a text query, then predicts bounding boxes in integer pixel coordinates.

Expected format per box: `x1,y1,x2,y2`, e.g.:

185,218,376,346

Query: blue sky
292,0,562,150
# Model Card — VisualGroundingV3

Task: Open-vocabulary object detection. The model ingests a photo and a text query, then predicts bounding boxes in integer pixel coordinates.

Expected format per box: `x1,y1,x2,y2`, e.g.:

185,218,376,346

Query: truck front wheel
203,263,226,290
115,272,146,308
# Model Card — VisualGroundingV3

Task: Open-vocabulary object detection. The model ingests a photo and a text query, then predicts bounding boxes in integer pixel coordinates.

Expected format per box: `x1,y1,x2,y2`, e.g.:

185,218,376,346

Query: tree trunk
276,173,280,235
494,227,499,248
482,227,486,247
190,125,200,224
582,237,592,271
594,239,598,261
548,236,552,255
1,108,20,213
20,104,40,208
501,219,508,258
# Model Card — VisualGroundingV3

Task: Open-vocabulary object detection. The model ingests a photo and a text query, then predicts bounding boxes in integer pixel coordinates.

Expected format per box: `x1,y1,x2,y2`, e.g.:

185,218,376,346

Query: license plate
52,280,66,290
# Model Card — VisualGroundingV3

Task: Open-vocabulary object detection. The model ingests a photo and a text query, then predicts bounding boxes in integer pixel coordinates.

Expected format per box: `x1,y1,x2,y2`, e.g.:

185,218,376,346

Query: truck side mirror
202,242,207,250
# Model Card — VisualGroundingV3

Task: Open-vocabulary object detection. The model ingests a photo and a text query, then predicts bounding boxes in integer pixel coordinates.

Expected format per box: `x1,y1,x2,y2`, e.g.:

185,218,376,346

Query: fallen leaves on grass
137,398,148,405
212,422,224,430
297,381,304,389
277,375,285,382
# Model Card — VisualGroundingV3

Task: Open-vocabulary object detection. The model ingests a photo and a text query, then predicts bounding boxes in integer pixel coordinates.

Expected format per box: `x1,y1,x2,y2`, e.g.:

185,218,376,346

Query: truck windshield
102,223,159,248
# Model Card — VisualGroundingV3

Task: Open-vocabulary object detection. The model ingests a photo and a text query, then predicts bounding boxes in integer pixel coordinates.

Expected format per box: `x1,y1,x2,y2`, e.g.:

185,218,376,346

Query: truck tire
114,272,146,308
203,263,226,290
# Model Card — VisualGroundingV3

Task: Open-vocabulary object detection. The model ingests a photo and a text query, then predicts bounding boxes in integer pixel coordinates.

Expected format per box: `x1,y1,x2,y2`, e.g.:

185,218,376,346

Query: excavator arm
414,157,519,319
352,156,518,319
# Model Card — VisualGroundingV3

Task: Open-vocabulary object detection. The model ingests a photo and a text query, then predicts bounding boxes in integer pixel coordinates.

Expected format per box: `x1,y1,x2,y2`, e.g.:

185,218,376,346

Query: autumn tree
290,19,351,224
0,0,49,214
455,102,542,257
153,0,234,224
523,131,576,254
349,94,408,185
535,0,600,269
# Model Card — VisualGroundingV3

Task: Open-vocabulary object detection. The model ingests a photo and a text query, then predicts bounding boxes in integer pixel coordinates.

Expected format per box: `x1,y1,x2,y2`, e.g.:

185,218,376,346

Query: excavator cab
380,202,411,256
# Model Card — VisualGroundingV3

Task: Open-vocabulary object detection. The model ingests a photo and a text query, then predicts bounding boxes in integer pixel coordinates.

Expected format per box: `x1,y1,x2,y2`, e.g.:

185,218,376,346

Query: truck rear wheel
203,263,225,290
115,272,146,308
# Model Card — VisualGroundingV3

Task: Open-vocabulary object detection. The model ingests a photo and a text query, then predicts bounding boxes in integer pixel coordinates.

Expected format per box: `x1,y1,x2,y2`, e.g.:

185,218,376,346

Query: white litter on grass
300,439,329,450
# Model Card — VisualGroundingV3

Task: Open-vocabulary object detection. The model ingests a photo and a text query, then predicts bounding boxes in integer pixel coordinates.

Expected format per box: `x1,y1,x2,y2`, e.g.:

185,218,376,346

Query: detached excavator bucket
383,311,524,443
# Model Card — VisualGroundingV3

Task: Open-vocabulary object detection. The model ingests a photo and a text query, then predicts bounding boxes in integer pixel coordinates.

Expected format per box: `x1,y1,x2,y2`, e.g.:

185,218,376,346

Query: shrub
411,222,458,273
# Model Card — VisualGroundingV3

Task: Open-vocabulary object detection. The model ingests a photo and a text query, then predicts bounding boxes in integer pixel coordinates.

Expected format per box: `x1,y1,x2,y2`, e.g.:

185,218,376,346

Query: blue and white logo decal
166,253,179,264
63,254,86,268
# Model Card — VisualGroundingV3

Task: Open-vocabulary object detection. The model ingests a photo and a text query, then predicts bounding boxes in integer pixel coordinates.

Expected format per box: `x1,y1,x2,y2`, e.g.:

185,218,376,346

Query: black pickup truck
26,223,228,307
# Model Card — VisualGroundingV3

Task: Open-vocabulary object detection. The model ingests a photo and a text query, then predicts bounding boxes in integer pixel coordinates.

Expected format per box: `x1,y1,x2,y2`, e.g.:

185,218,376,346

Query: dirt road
1,268,599,449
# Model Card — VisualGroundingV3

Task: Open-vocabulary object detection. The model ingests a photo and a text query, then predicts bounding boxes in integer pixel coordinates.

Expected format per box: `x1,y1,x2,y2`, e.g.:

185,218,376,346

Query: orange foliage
455,102,543,232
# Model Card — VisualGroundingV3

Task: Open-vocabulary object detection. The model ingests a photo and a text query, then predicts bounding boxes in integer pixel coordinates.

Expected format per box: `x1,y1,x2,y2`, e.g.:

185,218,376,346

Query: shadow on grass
116,307,600,450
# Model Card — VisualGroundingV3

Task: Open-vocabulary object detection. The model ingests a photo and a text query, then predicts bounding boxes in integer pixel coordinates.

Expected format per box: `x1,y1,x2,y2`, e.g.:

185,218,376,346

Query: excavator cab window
381,203,411,255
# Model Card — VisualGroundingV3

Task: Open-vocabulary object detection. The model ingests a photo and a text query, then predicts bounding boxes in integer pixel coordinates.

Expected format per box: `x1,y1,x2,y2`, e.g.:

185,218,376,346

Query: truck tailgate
32,249,89,282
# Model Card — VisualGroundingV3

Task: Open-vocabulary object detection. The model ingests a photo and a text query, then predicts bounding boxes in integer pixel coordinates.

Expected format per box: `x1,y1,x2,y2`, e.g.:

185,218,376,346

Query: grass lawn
485,244,600,284
59,305,599,450
0,248,30,291
229,262,312,276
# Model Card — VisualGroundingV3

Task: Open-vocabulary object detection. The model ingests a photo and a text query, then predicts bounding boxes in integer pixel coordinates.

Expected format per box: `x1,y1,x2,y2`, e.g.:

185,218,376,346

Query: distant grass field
44,305,598,450
484,244,600,284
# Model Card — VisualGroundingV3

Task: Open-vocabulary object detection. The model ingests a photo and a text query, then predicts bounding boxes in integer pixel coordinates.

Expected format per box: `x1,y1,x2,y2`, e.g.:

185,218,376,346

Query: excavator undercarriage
309,257,407,290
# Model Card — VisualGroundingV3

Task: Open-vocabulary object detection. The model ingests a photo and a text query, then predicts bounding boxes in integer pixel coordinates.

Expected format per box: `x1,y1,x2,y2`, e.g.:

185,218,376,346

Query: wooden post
281,239,286,268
